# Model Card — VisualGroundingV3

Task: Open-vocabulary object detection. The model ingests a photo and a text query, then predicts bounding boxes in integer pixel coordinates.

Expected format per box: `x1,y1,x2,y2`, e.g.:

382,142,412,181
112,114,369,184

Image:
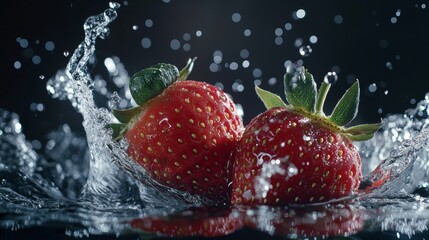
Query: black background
1,1,429,239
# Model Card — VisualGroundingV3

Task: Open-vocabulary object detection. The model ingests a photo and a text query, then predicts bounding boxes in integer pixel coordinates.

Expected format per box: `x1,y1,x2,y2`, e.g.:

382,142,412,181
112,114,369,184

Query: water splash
359,93,429,198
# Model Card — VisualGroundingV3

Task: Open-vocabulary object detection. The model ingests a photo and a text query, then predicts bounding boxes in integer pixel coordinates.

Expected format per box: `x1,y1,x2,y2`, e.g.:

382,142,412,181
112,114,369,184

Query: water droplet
141,37,152,48
275,28,283,36
195,30,202,37
244,29,251,37
299,45,312,57
391,17,398,24
109,2,121,9
369,83,378,93
39,75,45,80
386,62,393,70
284,23,292,30
275,37,283,45
182,33,191,41
63,51,69,57
334,15,343,24
214,82,224,90
240,49,249,59
209,63,220,72
252,68,262,78
45,41,55,51
324,72,338,84
232,13,241,23
182,43,191,51
384,90,389,95
14,61,22,69
145,19,153,28
18,38,29,48
242,60,250,68
229,62,239,70
170,39,180,50
132,25,139,30
396,9,401,17
294,38,303,48
268,77,277,86
309,35,318,44
295,9,306,19
32,55,41,65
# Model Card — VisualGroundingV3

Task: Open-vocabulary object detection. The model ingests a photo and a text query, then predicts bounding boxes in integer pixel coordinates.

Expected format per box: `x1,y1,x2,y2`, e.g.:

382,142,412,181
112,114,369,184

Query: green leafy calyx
255,65,381,141
108,58,196,139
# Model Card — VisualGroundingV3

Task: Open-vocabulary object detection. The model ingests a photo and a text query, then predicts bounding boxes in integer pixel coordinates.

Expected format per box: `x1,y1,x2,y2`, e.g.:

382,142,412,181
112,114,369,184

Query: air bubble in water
195,30,202,37
132,25,139,30
63,51,69,57
275,28,283,36
275,37,283,45
32,55,41,64
309,35,318,44
284,23,292,30
324,72,338,84
299,45,312,57
39,75,45,80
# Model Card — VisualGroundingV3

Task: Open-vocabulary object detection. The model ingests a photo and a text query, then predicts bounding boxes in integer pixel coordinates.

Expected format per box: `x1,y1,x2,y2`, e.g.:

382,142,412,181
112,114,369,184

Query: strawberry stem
178,57,197,80
315,81,331,116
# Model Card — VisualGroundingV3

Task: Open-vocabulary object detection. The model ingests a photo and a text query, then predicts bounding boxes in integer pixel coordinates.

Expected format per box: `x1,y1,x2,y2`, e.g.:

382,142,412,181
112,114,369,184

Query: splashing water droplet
324,72,338,84
299,45,312,57
109,2,121,9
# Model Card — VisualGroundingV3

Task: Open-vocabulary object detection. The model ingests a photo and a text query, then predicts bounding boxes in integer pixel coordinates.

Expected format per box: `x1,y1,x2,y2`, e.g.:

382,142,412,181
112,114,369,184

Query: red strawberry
231,66,381,205
110,59,243,202
130,207,244,237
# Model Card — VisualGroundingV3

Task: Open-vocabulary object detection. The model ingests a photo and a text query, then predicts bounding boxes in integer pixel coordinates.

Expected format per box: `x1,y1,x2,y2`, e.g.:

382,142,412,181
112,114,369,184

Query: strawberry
110,59,243,202
231,65,381,205
130,207,244,237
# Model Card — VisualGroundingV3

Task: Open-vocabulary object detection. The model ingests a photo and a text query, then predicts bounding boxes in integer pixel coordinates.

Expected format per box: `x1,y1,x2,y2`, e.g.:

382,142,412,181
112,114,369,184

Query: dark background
1,0,429,239
2,0,429,142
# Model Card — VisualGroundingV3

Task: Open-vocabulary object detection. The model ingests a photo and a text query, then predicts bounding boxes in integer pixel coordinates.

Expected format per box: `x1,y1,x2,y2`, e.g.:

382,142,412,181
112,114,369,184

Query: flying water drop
324,72,338,84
